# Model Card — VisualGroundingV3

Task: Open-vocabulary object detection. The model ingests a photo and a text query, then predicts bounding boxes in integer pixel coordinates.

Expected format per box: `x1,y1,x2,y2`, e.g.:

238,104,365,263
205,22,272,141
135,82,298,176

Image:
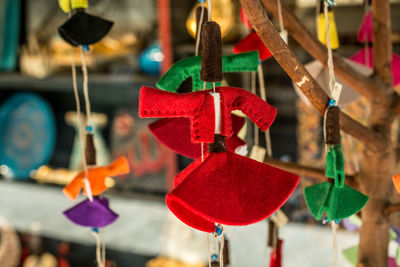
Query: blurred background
0,0,399,266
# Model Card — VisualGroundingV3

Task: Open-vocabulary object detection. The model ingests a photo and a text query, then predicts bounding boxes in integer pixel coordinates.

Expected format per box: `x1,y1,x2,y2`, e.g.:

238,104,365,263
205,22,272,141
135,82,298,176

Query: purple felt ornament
63,197,118,228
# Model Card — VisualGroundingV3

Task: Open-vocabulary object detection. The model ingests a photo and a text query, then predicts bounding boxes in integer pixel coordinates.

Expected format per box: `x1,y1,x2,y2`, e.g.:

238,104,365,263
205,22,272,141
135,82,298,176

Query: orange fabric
63,157,129,200
393,174,400,193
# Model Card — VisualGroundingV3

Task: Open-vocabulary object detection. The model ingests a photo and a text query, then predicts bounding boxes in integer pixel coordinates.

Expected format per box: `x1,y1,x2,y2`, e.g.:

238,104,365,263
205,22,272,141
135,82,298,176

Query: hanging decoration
349,5,400,87
58,2,127,267
304,0,368,223
316,0,339,50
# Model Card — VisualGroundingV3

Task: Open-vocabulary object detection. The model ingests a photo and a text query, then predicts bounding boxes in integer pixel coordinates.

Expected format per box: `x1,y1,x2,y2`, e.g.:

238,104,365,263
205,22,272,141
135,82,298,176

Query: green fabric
325,144,345,187
348,214,362,227
342,246,358,266
156,51,259,92
396,246,400,266
304,182,369,221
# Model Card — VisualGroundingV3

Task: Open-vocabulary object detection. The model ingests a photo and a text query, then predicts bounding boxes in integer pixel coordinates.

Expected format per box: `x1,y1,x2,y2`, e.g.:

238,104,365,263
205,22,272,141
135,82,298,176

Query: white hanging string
80,48,92,128
207,234,212,267
277,0,285,33
219,232,224,267
207,0,212,21
101,230,106,266
92,230,104,267
331,221,338,267
70,39,93,201
363,0,370,67
195,3,205,56
257,64,273,157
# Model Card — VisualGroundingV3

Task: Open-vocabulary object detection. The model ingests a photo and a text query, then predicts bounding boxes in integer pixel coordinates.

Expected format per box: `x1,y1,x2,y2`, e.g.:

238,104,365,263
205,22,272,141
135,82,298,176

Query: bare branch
372,0,393,86
239,0,388,152
260,0,381,100
385,203,400,215
264,157,357,187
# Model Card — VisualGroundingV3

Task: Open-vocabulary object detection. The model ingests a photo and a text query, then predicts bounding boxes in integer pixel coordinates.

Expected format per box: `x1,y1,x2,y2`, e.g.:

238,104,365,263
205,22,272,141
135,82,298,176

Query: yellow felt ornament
317,11,339,49
58,0,88,13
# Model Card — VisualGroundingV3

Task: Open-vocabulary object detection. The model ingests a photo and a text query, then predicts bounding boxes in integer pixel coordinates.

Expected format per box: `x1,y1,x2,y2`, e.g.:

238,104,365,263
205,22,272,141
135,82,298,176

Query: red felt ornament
148,114,246,159
240,7,252,29
139,86,277,144
269,239,283,267
233,31,272,61
167,151,299,232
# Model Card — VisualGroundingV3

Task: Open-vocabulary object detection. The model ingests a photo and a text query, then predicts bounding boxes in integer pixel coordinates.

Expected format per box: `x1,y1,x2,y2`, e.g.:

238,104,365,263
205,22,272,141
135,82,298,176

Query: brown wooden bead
325,106,341,145
200,21,223,82
85,133,96,165
208,134,226,152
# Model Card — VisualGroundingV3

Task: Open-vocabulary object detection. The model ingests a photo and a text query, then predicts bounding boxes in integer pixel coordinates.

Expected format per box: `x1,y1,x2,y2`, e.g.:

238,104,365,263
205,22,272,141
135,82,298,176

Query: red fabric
240,8,252,29
148,114,246,159
166,151,299,232
357,11,372,43
139,86,277,144
269,239,283,267
233,31,272,61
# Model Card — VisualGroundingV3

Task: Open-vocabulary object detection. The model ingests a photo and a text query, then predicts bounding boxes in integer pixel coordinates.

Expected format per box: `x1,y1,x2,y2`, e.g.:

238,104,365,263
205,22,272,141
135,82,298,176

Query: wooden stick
239,0,388,152
260,0,381,100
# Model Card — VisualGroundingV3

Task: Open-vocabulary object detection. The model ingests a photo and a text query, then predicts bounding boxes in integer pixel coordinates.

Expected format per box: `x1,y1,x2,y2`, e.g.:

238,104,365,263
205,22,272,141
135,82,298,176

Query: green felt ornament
304,143,368,221
342,245,358,266
156,51,259,92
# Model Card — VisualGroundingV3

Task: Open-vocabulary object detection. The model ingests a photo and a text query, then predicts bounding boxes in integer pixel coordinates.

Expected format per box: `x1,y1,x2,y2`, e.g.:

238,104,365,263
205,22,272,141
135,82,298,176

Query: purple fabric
391,226,400,244
63,197,118,228
342,218,360,232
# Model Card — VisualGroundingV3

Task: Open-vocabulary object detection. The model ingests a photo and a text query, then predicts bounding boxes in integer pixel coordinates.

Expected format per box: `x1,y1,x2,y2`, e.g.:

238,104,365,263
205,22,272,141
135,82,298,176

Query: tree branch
372,0,393,86
384,203,400,215
239,0,388,152
260,0,381,100
264,157,357,188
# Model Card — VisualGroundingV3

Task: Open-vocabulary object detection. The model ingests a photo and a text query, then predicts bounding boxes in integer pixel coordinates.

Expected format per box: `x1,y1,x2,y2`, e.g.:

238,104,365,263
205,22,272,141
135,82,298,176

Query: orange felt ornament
393,174,400,193
63,157,129,200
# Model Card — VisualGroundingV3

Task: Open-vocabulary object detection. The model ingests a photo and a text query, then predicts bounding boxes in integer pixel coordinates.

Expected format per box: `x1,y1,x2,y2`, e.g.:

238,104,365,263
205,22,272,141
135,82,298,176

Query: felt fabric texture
304,182,368,221
63,156,129,200
324,106,341,145
63,197,118,228
392,174,400,193
317,11,339,49
139,86,277,144
325,144,345,184
357,11,373,43
85,133,96,165
350,47,400,86
156,51,259,92
148,114,245,159
200,21,223,82
58,11,113,46
58,0,88,13
166,151,299,232
233,31,272,61
269,239,283,267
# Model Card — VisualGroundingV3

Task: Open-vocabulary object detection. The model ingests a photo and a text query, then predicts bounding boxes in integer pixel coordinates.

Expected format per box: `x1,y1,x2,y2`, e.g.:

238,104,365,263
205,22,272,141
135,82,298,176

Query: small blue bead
86,125,93,132
215,225,223,236
91,227,99,233
335,220,341,224
198,0,206,3
83,45,90,52
211,254,218,261
328,99,336,106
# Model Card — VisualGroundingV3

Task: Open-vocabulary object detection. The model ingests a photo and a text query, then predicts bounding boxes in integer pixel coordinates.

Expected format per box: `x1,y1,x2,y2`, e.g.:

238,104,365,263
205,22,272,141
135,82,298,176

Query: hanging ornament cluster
349,1,400,87
139,2,299,265
57,1,129,266
304,0,368,223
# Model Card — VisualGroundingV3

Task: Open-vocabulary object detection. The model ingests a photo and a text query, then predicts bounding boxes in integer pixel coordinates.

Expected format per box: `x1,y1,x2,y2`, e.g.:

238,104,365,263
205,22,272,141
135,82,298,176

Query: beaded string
207,0,212,21
322,2,340,266
92,229,105,267
67,7,93,202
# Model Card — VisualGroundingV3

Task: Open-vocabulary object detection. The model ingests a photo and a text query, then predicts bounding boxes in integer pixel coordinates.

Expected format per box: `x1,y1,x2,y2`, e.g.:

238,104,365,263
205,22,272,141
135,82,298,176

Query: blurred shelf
0,72,158,105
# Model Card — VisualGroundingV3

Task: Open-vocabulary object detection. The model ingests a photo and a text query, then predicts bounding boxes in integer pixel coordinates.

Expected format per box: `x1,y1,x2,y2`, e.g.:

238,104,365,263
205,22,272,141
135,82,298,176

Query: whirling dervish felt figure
63,156,129,201
58,0,114,46
349,10,400,87
63,196,118,228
